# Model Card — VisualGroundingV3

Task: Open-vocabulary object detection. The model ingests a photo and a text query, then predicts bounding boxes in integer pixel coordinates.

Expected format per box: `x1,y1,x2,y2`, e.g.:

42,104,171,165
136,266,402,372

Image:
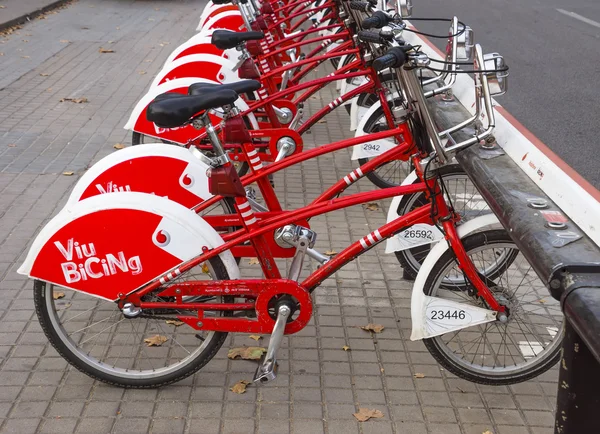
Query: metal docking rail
425,92,600,434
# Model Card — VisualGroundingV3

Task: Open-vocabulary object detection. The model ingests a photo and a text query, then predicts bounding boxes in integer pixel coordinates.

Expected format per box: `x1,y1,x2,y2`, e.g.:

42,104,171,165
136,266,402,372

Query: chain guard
156,279,313,334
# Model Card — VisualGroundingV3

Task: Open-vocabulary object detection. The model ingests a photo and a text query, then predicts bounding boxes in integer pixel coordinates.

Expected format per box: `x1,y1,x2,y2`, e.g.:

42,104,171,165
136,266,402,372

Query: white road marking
557,9,600,30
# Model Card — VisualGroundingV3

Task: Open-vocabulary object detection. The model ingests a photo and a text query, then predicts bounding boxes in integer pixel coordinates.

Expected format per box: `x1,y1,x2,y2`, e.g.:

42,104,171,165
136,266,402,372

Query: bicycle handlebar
373,47,407,71
357,30,393,44
361,11,393,29
349,1,373,13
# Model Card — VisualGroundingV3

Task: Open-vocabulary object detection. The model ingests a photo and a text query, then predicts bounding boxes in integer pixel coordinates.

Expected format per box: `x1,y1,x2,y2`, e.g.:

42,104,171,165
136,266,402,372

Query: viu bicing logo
54,239,143,283
95,181,132,194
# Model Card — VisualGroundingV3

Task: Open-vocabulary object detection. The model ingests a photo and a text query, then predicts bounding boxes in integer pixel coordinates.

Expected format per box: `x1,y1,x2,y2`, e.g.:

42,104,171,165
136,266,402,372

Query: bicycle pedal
253,356,278,383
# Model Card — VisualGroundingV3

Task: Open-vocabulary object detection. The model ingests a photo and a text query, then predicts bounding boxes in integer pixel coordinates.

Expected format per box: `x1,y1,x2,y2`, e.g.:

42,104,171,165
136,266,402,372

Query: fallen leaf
228,347,266,360
113,143,125,149
230,380,250,394
59,39,69,43
46,88,52,92
7,144,15,147
144,335,168,347
148,18,155,21
81,26,90,30
21,55,30,58
482,431,493,434
62,171,74,176
353,408,384,422
325,250,337,256
0,53,3,56
165,320,184,327
145,59,152,62
248,257,260,265
53,291,65,299
138,70,146,75
538,299,546,304
414,373,426,378
249,335,262,341
60,97,88,103
40,73,49,76
342,345,351,351
360,323,385,333
363,202,380,211
0,6,5,9
22,39,29,42
201,263,210,274
317,120,327,124
98,48,114,53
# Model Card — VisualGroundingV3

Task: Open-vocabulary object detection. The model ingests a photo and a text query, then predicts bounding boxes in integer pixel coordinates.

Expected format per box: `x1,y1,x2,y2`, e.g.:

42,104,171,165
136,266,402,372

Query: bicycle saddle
211,30,265,50
147,89,238,128
188,79,261,97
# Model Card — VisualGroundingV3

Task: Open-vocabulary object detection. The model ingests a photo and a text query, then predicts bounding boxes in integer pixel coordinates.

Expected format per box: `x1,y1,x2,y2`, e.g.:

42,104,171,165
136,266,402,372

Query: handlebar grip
373,47,407,71
361,11,391,29
357,30,387,45
349,1,372,12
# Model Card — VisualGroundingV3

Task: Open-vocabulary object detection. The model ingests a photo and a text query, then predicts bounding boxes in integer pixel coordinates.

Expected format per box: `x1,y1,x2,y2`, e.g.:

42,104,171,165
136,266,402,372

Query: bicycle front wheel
422,230,563,385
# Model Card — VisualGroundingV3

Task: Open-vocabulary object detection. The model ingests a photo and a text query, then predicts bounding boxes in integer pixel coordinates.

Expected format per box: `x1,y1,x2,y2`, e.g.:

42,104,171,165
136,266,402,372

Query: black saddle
147,89,238,128
188,80,261,97
211,30,265,50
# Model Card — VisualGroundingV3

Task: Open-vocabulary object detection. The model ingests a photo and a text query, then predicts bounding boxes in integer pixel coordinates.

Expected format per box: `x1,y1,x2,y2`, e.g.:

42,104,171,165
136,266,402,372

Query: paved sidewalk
0,0,69,31
0,1,559,433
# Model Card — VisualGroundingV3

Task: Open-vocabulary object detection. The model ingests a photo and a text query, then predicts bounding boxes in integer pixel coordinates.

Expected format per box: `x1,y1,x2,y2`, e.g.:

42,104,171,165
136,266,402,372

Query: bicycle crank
254,297,296,383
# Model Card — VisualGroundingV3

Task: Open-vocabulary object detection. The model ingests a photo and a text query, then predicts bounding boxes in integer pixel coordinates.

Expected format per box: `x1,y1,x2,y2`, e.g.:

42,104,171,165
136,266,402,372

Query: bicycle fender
123,77,258,145
199,4,239,30
17,192,240,301
164,31,238,66
201,11,245,32
410,214,500,341
66,144,212,208
351,92,401,160
151,54,238,88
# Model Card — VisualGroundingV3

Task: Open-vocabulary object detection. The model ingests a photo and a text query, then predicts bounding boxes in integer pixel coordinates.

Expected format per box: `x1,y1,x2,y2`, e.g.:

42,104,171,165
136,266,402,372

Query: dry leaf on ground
230,380,251,394
342,345,351,351
60,97,88,103
62,171,74,176
353,408,384,422
363,202,380,211
248,257,260,265
228,347,266,360
52,291,65,300
360,323,385,333
113,143,125,149
325,250,337,256
99,48,114,53
40,73,49,76
249,335,262,341
138,70,146,75
165,320,184,327
59,39,69,43
144,335,168,347
482,431,493,434
414,373,426,378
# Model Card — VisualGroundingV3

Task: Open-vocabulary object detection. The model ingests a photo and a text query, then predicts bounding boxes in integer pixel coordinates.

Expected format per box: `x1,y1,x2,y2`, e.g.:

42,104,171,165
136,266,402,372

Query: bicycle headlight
396,0,413,18
483,53,508,96
456,24,474,61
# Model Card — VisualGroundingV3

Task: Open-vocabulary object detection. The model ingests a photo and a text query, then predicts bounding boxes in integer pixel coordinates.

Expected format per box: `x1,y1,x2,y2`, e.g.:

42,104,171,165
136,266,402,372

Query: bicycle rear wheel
34,257,232,388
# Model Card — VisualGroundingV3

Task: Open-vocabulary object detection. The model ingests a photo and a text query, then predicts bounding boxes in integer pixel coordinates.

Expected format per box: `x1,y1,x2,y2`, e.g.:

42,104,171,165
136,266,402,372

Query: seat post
195,112,230,166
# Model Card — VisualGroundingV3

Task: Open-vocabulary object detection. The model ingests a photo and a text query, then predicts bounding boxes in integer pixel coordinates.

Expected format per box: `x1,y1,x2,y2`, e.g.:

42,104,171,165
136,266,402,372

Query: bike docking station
403,25,600,434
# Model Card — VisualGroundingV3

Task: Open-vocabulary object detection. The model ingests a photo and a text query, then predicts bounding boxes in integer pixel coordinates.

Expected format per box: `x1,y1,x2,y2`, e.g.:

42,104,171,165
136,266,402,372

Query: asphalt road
411,0,600,188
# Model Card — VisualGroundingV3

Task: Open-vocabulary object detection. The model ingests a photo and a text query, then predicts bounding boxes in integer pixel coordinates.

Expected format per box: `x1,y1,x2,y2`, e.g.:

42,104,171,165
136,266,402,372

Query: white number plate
385,223,444,253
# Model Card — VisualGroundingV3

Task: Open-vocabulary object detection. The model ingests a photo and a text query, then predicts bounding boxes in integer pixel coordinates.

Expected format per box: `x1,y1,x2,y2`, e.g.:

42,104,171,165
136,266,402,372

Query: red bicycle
21,41,563,388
